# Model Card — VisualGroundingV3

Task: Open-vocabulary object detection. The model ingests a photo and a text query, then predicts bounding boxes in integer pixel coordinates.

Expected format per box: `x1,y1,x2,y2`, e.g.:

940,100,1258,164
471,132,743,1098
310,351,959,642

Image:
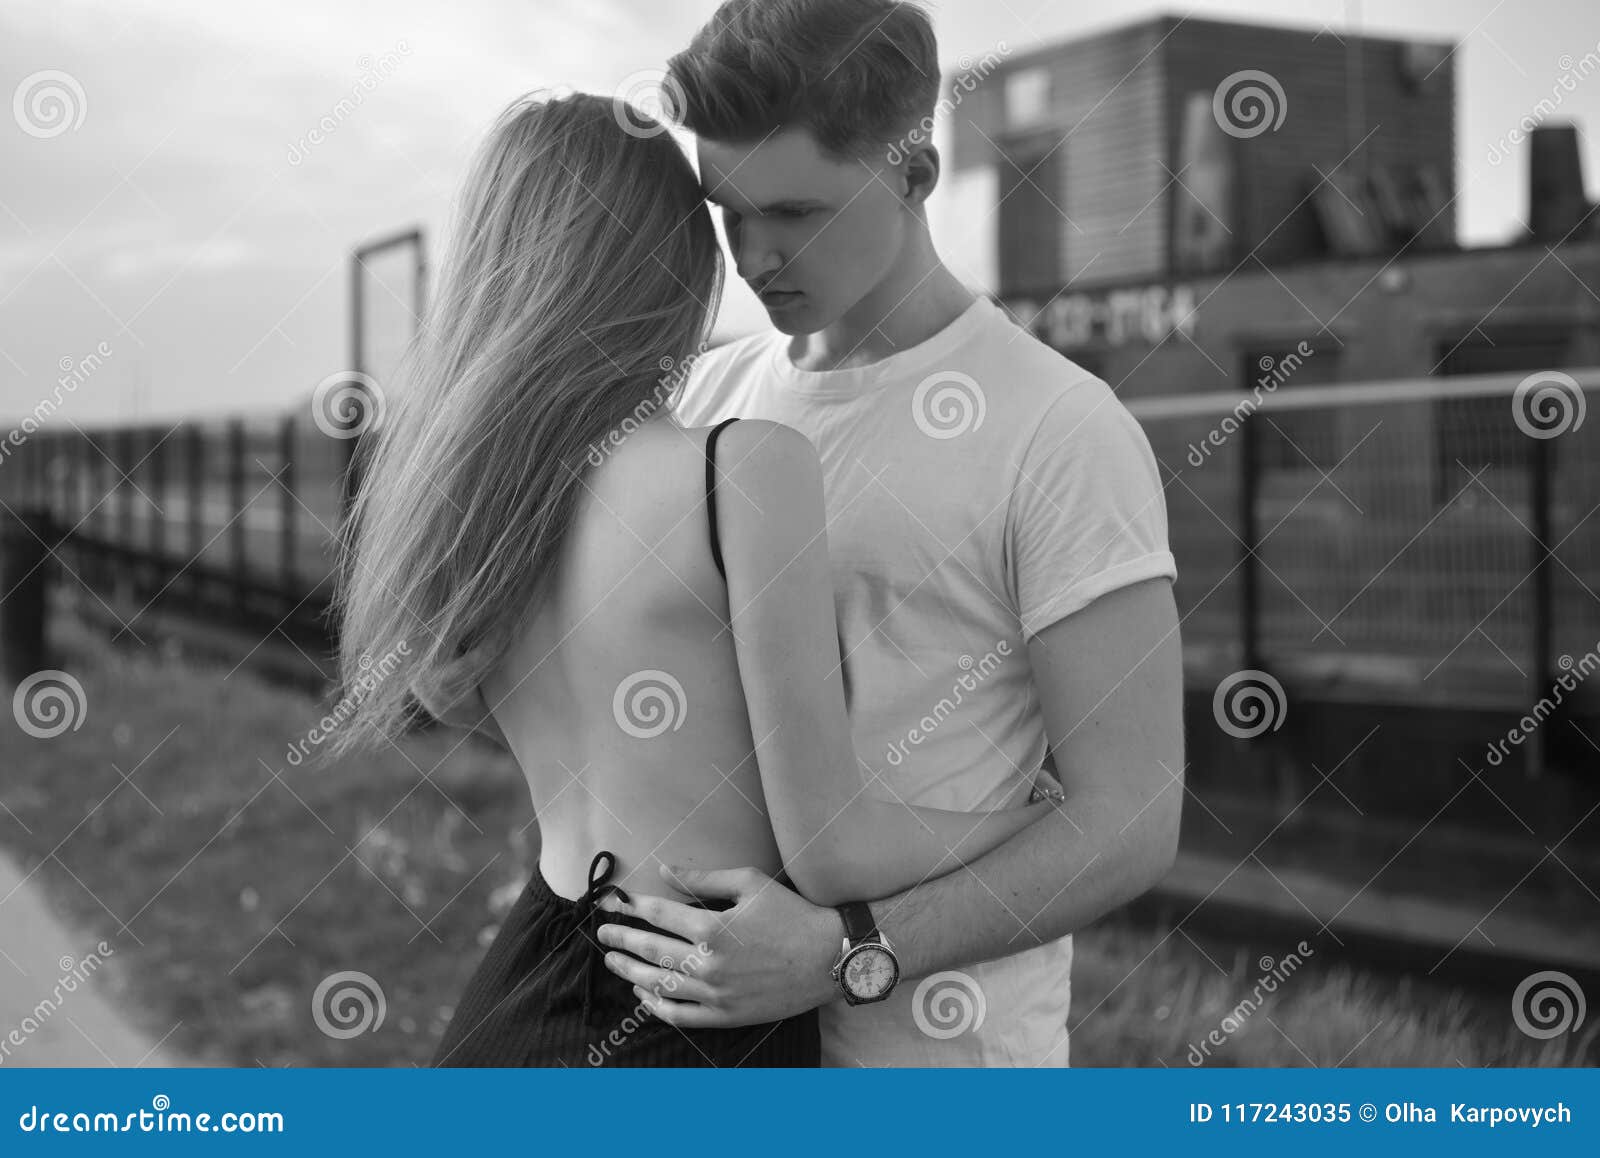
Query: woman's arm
715,420,1053,907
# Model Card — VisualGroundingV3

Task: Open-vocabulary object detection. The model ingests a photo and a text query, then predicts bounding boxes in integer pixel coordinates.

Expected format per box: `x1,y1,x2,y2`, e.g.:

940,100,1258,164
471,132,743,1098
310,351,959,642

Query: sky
2,0,1598,426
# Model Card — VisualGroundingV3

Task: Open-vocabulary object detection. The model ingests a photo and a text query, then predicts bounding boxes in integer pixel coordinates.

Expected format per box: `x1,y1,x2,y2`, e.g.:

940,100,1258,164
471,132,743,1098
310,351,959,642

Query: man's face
696,126,906,335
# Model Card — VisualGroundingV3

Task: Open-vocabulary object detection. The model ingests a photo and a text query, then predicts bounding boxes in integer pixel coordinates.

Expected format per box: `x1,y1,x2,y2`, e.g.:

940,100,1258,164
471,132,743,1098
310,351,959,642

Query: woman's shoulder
706,420,826,551
588,415,819,518
709,417,819,480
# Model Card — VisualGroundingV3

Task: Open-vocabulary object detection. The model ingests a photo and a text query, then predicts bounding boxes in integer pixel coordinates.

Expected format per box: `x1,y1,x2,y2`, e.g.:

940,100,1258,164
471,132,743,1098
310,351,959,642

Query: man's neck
787,252,977,373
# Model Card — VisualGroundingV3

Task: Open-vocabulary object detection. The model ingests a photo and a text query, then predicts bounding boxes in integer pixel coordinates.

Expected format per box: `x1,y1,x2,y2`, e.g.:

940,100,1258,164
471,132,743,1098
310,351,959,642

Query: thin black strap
705,417,739,581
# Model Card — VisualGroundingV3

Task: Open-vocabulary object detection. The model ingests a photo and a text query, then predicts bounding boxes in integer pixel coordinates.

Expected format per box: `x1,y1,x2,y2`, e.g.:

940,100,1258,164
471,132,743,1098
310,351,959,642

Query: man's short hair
667,0,940,161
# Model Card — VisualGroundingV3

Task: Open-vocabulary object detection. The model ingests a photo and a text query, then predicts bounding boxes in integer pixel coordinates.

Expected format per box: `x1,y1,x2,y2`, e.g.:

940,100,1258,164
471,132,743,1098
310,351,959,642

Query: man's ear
902,144,941,206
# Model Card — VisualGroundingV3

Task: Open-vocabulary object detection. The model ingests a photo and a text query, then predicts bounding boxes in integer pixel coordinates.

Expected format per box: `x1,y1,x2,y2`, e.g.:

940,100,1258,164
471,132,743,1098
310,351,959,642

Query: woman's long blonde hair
324,90,722,760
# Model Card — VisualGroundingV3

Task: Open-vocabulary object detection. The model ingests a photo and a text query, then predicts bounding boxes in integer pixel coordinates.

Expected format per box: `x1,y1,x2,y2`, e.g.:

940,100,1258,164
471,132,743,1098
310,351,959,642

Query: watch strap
837,900,878,946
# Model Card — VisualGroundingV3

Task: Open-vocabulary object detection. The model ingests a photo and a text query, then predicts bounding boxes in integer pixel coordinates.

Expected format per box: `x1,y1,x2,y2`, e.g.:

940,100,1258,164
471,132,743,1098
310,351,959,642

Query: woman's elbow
778,809,886,907
782,853,858,908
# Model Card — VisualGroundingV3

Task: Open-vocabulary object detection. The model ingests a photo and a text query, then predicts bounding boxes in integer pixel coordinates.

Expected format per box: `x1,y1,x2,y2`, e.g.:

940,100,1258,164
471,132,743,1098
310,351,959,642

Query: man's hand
594,864,844,1028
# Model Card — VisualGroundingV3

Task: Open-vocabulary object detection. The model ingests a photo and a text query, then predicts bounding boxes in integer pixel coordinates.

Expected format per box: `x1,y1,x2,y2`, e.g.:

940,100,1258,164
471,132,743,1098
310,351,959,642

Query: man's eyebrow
702,189,825,213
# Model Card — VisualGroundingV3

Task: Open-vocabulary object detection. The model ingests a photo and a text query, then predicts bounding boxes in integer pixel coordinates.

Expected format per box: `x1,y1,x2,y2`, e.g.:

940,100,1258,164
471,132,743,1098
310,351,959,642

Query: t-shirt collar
764,295,997,399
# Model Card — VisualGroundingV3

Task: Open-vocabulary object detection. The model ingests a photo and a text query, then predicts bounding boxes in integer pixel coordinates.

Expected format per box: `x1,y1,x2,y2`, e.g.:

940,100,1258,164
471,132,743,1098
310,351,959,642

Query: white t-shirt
674,294,1177,1066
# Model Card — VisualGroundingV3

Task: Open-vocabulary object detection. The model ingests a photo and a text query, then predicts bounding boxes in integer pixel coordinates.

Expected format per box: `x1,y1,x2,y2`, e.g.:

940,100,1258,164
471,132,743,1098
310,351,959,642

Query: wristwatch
829,900,900,1005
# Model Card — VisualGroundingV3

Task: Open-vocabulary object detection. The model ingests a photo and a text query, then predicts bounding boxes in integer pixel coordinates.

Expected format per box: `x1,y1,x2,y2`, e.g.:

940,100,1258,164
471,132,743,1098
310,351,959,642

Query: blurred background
0,0,1597,1068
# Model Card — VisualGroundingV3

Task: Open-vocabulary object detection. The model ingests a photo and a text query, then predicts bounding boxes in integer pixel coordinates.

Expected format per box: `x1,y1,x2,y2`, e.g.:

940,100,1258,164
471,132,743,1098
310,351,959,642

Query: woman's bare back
481,415,784,903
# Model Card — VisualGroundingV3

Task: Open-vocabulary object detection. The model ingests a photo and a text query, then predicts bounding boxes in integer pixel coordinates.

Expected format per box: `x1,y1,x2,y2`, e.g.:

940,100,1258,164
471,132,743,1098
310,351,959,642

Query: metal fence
0,407,354,646
2,367,1597,730
1130,367,1600,723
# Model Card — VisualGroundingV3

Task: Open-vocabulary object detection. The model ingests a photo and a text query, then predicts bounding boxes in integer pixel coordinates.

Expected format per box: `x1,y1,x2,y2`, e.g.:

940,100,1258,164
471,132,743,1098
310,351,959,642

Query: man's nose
732,221,783,284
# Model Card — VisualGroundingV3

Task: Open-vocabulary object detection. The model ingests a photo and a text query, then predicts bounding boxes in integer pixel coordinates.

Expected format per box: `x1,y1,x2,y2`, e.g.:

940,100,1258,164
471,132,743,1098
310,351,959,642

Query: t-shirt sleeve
1008,379,1177,643
671,358,717,426
671,336,757,427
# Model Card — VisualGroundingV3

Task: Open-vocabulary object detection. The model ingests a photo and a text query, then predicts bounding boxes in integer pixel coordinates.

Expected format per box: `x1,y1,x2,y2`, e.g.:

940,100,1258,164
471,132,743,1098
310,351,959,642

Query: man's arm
863,574,1183,977
593,575,1184,1027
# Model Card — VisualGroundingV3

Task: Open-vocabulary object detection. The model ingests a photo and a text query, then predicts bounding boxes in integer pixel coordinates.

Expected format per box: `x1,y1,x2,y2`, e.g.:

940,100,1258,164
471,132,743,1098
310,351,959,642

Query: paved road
0,847,183,1067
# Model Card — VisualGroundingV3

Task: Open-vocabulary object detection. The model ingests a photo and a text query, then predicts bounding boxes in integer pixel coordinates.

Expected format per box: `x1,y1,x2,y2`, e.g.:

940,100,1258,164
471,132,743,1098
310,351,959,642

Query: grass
1,615,1594,1068
1069,920,1597,1066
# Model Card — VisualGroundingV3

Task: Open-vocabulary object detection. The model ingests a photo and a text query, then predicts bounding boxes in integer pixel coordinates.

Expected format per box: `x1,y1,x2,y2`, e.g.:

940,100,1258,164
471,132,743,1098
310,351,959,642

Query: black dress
429,419,821,1067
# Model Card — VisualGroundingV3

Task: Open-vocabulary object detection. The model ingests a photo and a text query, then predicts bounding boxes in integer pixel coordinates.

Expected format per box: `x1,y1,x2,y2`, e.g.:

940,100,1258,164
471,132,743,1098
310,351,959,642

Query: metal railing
1129,367,1600,773
0,409,351,646
2,367,1595,761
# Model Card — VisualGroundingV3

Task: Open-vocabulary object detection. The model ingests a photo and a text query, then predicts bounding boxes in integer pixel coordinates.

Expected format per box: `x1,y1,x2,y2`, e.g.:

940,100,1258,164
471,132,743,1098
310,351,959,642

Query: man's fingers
633,986,726,1029
601,950,718,1005
660,863,765,901
597,925,712,976
600,892,717,943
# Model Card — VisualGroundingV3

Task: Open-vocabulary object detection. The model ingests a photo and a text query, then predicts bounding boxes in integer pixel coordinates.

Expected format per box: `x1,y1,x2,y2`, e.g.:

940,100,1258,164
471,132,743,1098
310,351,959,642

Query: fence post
1,506,56,688
25,431,41,506
149,425,167,594
1528,434,1553,779
230,419,247,618
345,250,364,523
115,427,134,607
279,414,296,604
83,430,102,587
187,423,204,603
1239,411,1261,674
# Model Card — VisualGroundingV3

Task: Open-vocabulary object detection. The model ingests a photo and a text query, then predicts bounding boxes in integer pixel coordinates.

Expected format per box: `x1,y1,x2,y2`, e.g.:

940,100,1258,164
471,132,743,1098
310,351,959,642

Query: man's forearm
864,782,1178,979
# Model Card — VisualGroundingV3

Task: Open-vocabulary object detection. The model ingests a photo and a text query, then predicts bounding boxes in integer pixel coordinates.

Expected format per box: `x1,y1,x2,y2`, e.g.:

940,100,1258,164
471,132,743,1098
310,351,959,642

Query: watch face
843,945,898,1000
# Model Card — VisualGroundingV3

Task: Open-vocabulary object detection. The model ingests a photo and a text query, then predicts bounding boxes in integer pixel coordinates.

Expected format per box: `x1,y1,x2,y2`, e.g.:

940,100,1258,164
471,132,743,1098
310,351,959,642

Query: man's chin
762,303,823,336
766,314,814,336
